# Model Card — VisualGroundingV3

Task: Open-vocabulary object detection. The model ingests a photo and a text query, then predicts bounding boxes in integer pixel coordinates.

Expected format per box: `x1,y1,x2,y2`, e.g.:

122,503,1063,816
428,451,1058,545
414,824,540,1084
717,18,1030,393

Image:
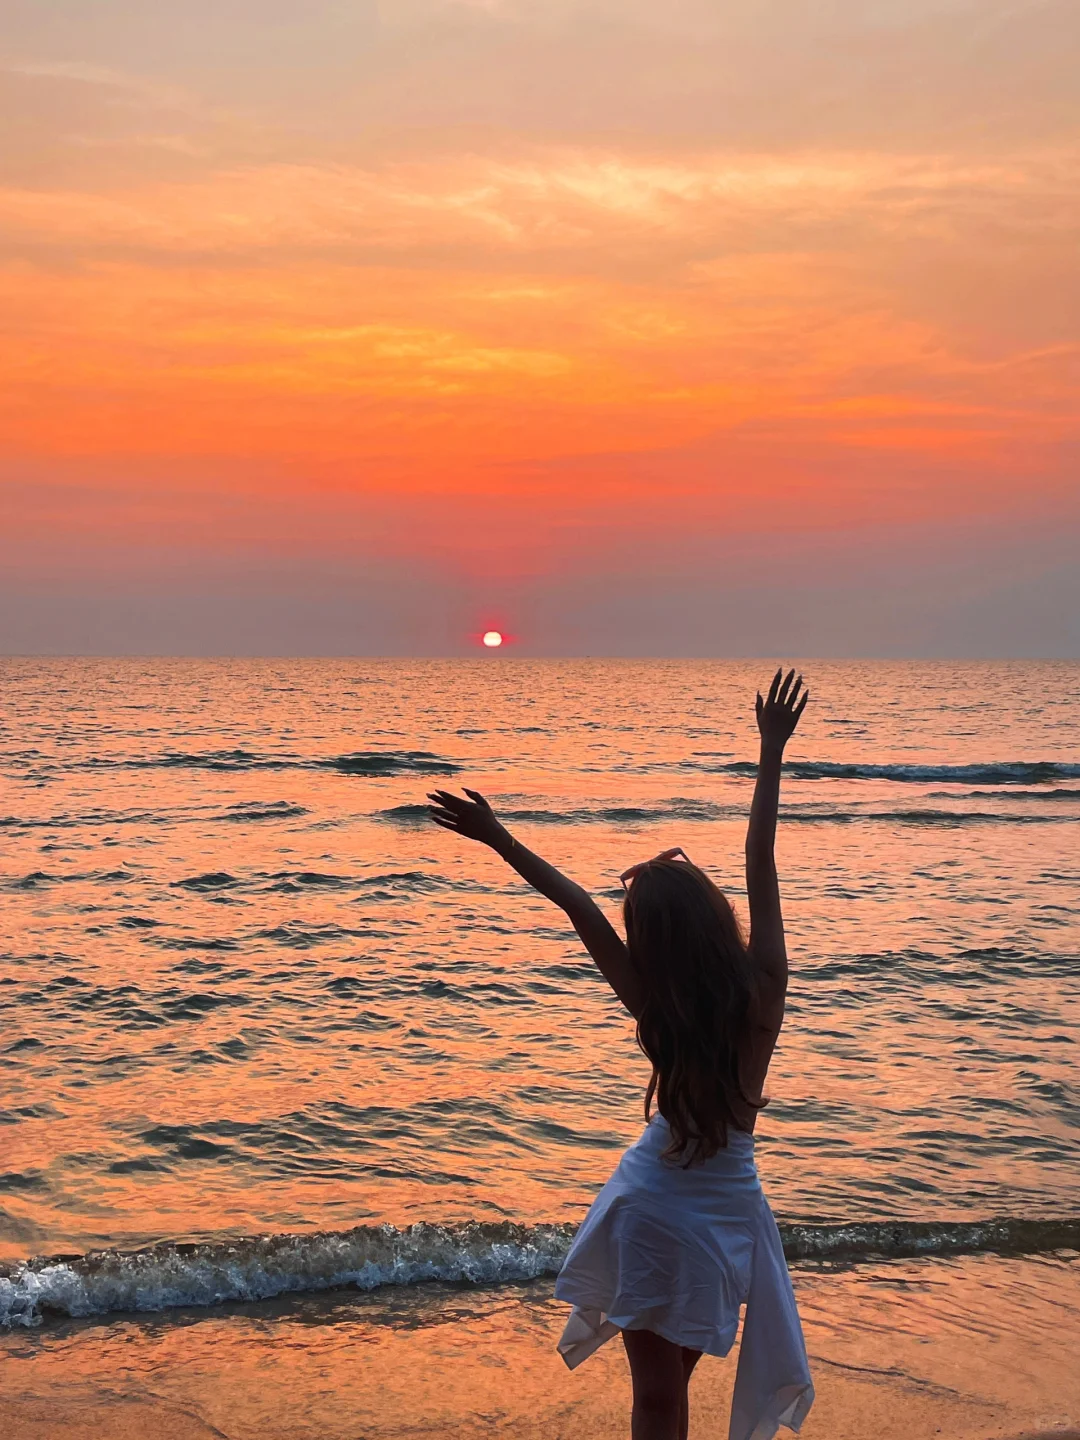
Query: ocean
2,658,1078,1438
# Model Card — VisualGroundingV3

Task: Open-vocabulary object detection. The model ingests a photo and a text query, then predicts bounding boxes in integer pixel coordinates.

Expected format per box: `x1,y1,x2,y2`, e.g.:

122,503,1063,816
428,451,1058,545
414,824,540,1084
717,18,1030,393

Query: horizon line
2,653,1077,664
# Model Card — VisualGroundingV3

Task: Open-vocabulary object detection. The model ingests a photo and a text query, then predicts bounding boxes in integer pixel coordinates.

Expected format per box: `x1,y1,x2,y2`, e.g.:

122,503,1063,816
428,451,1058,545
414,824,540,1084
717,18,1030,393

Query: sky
1,0,1077,656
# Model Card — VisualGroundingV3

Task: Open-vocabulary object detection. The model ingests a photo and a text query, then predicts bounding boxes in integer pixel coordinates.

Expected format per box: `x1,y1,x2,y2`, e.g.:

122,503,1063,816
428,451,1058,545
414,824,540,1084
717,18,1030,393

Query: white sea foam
0,1221,573,1328
3,1217,1077,1329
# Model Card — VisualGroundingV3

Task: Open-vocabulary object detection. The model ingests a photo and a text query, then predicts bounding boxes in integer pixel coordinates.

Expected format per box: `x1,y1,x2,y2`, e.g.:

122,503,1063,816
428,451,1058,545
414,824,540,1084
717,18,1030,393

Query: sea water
1,658,1077,1328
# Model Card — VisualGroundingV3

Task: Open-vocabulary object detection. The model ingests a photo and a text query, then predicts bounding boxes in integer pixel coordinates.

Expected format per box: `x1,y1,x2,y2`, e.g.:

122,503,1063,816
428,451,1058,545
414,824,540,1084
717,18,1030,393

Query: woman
427,669,814,1440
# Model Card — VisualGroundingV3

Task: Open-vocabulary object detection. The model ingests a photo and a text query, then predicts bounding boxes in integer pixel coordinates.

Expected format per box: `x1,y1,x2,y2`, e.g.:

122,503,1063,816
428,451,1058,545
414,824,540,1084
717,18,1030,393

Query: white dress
555,1116,814,1440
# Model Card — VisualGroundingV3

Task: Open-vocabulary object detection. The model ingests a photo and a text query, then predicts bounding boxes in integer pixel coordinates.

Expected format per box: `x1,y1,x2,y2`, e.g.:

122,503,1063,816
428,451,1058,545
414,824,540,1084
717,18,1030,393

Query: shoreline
4,1253,1078,1439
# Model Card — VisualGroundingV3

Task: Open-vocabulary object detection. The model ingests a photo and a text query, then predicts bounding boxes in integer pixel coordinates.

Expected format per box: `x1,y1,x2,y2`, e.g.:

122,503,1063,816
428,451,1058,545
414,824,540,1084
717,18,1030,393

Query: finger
428,808,460,825
756,692,763,717
429,790,465,811
766,669,782,705
788,674,803,708
463,788,491,810
777,667,795,704
430,815,460,832
793,690,809,722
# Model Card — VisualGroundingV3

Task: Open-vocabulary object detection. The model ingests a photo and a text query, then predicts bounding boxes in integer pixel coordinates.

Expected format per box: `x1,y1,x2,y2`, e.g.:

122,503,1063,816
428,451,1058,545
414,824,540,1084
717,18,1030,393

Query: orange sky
1,1,1077,654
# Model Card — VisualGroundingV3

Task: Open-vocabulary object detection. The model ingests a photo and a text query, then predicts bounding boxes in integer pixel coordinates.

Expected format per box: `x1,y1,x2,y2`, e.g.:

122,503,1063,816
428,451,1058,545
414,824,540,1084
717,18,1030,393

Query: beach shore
4,1253,1077,1439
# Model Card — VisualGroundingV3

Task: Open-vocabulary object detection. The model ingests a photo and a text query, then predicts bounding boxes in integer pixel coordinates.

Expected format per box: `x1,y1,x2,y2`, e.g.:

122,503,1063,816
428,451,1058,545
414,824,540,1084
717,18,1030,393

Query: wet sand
4,1254,1078,1439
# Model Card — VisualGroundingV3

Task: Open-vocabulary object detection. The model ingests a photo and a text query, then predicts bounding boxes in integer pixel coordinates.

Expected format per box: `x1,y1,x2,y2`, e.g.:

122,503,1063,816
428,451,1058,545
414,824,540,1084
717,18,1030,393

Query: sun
482,630,503,648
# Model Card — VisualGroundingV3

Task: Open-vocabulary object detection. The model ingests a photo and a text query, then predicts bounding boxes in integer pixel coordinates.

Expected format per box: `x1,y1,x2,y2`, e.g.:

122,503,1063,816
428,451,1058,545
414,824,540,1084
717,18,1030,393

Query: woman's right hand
755,668,809,752
427,788,510,851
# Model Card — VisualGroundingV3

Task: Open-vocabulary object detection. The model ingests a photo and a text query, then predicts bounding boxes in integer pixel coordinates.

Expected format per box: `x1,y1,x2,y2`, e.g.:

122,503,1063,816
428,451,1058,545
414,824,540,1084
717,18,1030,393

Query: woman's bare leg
622,1329,701,1440
679,1347,702,1440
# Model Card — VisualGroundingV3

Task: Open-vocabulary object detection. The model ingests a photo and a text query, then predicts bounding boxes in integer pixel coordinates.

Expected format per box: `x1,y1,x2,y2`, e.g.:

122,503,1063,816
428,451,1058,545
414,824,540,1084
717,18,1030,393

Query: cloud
4,58,197,109
1,146,1074,279
1,147,1074,442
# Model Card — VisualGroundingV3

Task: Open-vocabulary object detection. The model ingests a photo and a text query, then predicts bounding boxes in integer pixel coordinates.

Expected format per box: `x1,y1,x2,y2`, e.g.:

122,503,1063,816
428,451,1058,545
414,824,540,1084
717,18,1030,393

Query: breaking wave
0,1221,571,1329
2,1215,1077,1328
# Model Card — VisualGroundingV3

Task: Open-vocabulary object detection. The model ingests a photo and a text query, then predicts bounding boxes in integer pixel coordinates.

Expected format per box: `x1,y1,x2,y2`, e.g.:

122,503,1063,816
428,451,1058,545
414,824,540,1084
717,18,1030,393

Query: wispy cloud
4,57,203,114
1,146,1073,257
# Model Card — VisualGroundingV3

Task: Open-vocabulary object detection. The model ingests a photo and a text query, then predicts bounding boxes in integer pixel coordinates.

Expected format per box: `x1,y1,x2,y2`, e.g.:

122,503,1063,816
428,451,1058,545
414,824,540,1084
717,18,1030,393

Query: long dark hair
623,858,763,1163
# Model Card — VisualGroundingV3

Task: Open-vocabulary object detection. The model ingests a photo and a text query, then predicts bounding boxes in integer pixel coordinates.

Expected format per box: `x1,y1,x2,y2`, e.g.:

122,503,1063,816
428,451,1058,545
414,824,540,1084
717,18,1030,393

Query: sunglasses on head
619,847,693,889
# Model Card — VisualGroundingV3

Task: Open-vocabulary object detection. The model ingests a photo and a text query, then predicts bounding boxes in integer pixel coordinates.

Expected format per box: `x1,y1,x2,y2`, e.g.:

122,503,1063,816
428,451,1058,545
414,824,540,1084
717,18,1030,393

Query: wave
3,867,142,890
381,801,1076,830
2,1215,1076,1328
323,752,459,777
380,803,442,824
171,872,241,892
7,870,57,890
1,803,308,831
262,870,353,893
254,921,393,949
679,760,1080,785
0,809,153,831
217,802,309,823
0,1221,571,1328
165,868,444,898
806,946,1080,983
62,749,461,778
784,809,1075,827
779,1216,1080,1261
7,784,1075,839
938,788,1080,802
380,800,737,827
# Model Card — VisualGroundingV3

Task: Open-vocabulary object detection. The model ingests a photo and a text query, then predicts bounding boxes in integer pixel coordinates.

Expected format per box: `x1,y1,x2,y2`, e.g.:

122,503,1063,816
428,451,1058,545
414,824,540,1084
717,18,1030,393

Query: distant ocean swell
6,749,462,778
5,947,1073,1048
380,802,1079,829
3,1216,1078,1328
0,802,311,832
6,750,1080,788
6,794,1077,840
674,760,1080,784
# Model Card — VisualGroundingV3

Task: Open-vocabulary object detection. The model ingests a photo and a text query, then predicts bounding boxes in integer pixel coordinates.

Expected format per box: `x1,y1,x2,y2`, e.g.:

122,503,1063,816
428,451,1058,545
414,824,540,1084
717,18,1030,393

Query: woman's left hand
756,668,809,752
427,788,510,850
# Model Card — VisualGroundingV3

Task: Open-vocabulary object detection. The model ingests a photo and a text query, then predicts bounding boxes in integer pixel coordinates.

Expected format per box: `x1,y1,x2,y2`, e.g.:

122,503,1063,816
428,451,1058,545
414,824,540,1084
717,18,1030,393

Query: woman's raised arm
745,669,808,1032
427,788,642,1018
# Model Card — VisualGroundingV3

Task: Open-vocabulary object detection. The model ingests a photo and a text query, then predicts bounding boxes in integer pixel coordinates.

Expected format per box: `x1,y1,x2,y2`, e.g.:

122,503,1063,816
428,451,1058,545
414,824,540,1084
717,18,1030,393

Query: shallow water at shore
4,1254,1079,1440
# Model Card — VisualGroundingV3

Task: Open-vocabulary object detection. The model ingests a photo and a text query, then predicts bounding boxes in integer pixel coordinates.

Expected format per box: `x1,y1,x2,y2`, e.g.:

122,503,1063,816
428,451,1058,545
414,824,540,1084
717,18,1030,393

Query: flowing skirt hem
554,1292,739,1370
740,1381,815,1440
